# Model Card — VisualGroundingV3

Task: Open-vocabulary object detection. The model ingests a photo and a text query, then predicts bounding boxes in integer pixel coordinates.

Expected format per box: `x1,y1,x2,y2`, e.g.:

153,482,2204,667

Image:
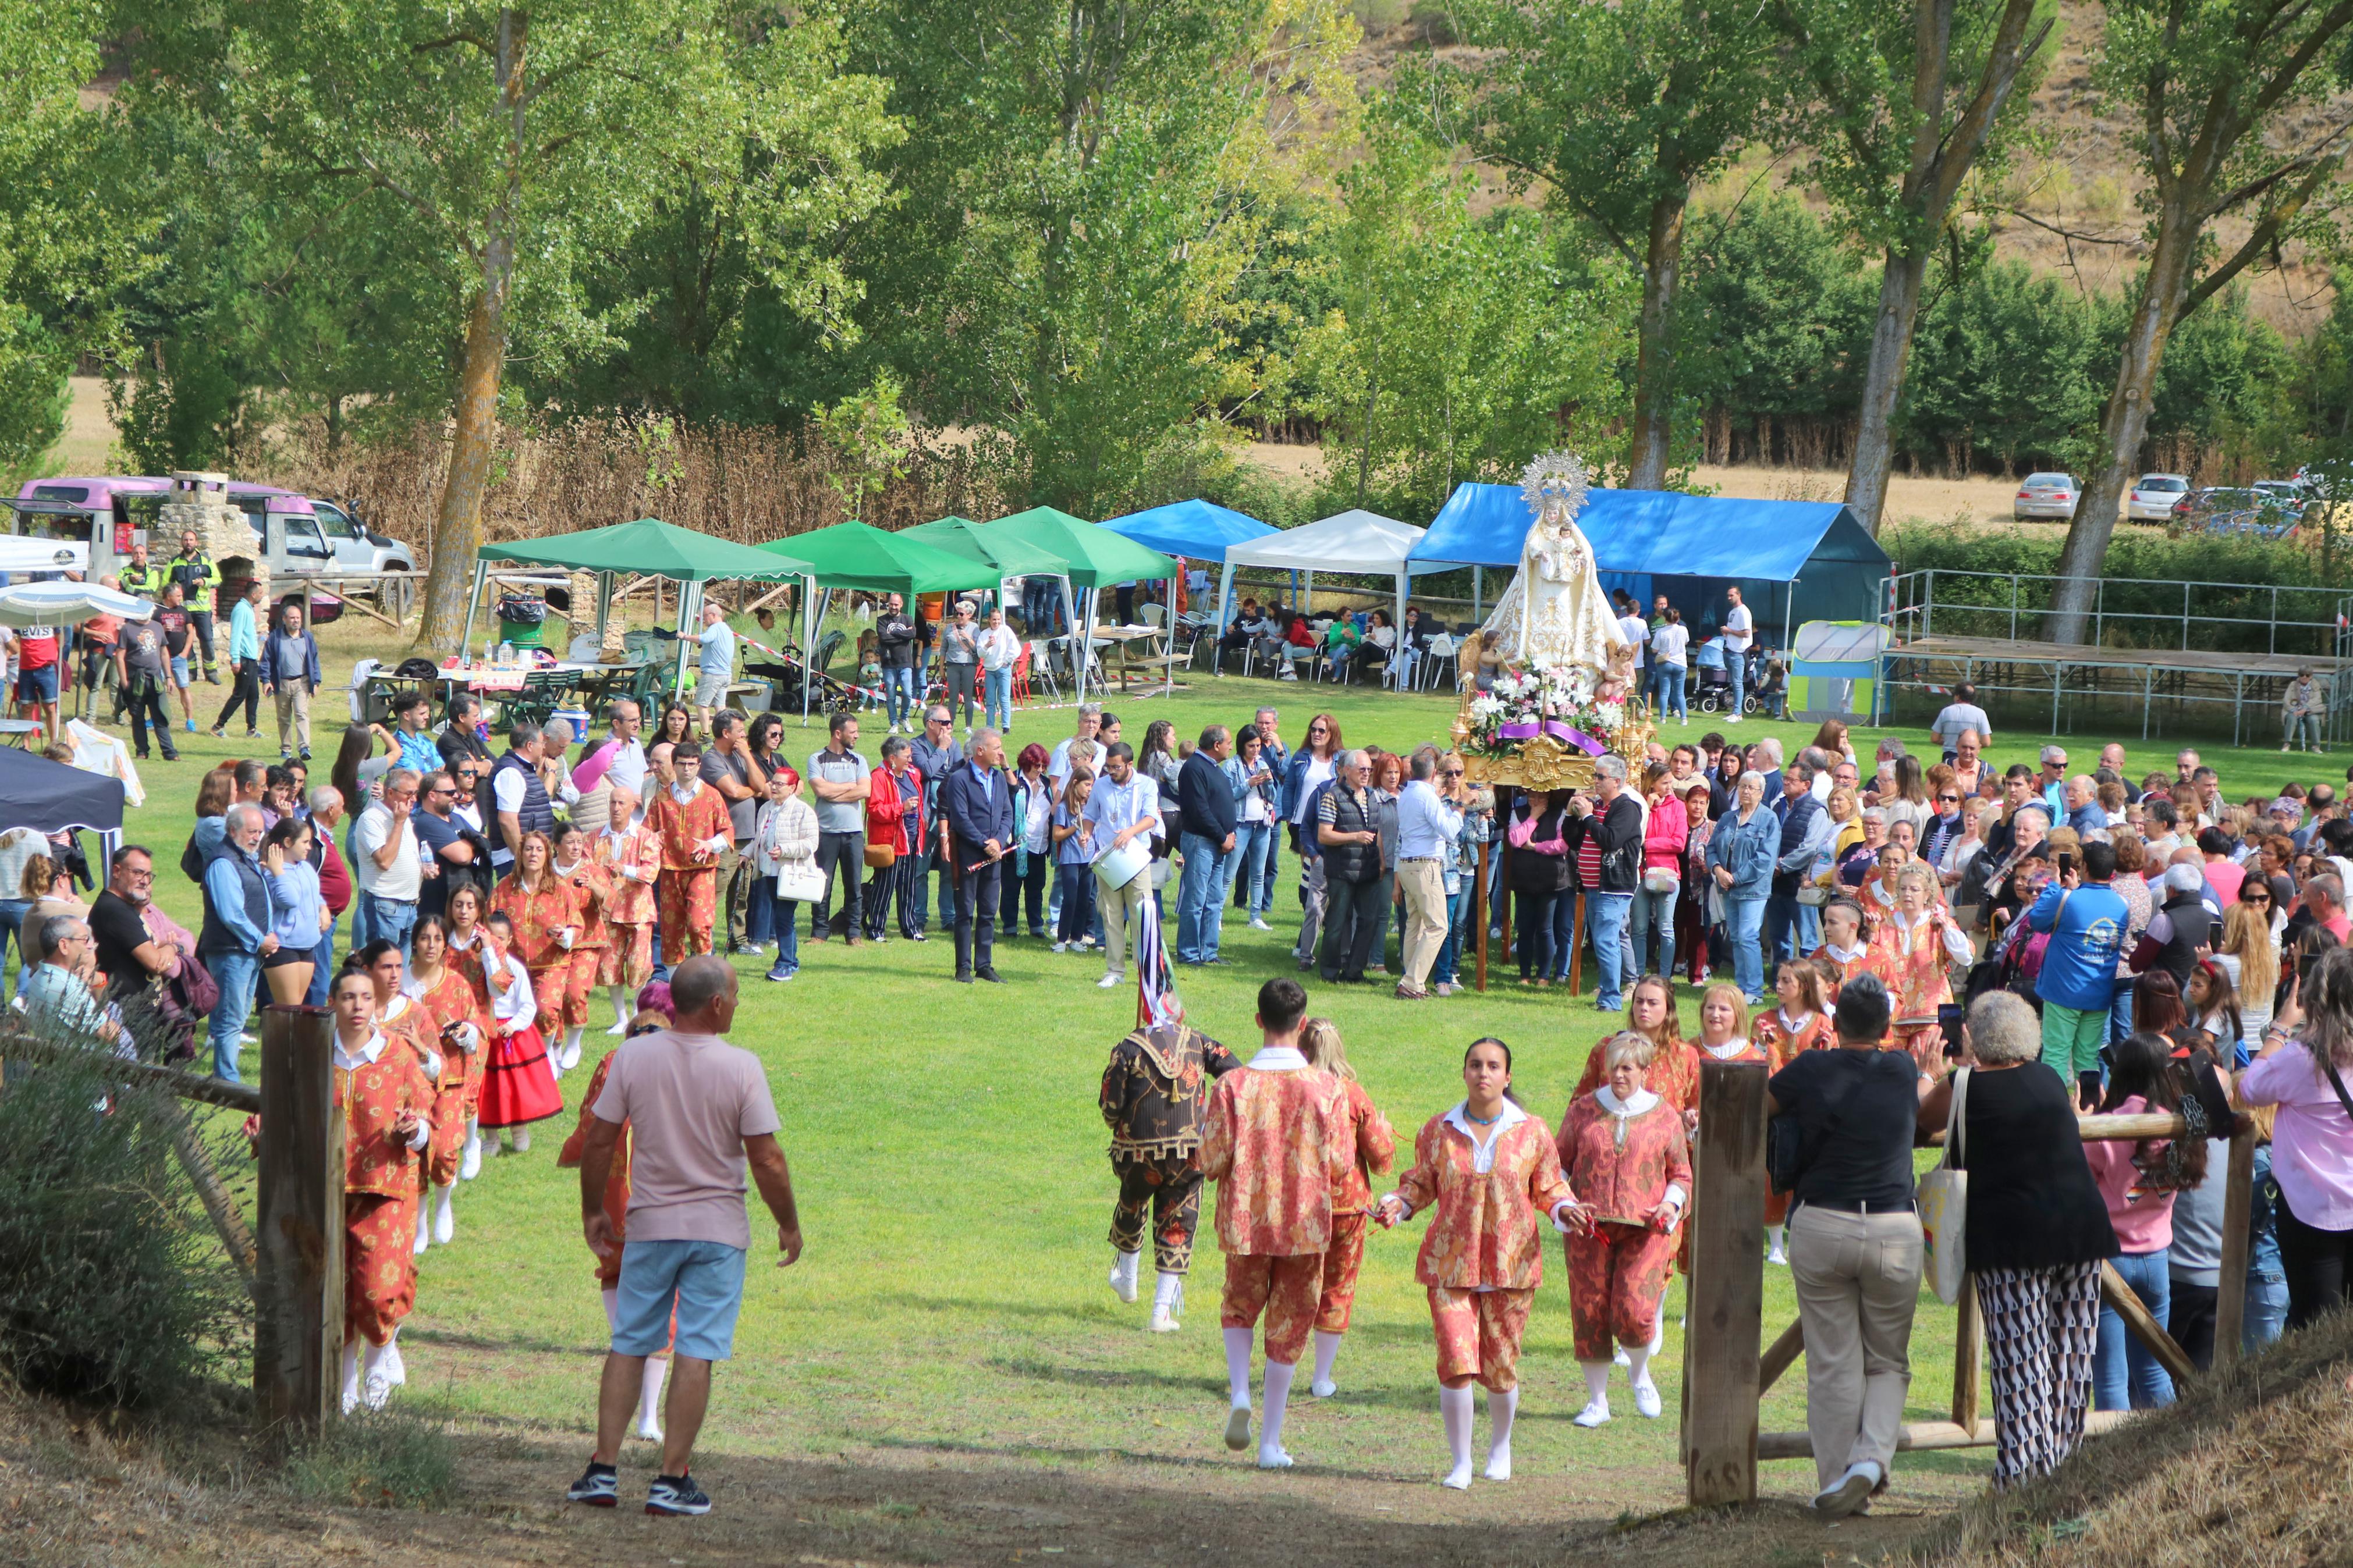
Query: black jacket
1566,791,1644,893
1176,750,1237,842
876,611,920,670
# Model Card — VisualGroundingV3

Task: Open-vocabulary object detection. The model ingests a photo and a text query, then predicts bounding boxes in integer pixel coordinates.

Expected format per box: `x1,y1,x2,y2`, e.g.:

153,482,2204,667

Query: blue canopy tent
1099,498,1276,562
1406,484,1891,650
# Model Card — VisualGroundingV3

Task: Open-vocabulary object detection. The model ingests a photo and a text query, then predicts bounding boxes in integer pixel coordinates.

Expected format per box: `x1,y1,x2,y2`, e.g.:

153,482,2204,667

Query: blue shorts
15,664,56,702
612,1239,747,1361
169,656,192,689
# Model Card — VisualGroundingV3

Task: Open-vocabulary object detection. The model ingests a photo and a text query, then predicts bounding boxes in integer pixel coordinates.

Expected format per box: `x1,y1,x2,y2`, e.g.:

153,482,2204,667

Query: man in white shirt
1049,703,1103,791
1720,586,1754,722
1084,741,1163,990
1930,682,1994,760
353,767,428,957
1394,747,1466,999
601,698,650,821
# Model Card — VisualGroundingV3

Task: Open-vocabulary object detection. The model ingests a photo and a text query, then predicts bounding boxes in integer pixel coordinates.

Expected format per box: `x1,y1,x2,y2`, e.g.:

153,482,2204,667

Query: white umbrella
0,580,155,628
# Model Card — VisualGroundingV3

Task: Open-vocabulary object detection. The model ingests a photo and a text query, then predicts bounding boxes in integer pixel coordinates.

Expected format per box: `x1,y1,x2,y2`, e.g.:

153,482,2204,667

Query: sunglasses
627,1022,665,1037
1939,794,1961,803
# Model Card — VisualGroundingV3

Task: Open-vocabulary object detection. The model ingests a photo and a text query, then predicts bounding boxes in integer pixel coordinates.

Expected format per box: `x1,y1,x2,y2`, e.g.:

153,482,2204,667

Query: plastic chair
1010,642,1034,707
1419,634,1458,691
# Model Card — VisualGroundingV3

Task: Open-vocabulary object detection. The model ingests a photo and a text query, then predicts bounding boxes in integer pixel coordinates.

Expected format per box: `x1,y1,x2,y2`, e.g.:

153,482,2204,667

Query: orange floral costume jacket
597,824,662,926
1195,1050,1350,1256
1556,1089,1692,1226
1393,1107,1574,1290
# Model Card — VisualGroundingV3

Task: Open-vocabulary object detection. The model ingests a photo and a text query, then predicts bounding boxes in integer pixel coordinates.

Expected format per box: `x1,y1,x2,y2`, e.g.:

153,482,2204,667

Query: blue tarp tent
1101,498,1276,562
1407,483,1891,648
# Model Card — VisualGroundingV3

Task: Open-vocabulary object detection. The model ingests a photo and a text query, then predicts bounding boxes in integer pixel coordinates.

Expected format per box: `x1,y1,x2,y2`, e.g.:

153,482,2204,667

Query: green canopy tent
757,521,1008,721
470,518,815,704
902,515,1080,691
979,508,1179,701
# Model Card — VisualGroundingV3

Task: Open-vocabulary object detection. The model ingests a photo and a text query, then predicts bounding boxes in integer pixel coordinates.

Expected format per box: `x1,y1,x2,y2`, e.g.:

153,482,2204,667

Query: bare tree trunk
1843,244,1931,529
2046,209,2199,642
1626,190,1688,491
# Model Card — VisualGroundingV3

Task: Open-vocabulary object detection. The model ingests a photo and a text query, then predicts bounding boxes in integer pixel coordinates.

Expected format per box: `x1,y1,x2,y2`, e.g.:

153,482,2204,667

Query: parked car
2127,472,2189,522
2013,472,2080,520
2252,479,2308,514
2170,486,2303,539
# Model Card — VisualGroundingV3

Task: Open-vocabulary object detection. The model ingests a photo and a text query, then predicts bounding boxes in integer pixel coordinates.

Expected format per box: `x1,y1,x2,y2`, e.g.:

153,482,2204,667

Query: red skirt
476,1024,563,1129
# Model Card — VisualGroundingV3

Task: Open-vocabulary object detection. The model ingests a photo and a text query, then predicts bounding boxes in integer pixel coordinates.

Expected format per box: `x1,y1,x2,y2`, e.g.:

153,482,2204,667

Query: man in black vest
491,721,556,874
2132,861,2219,993
1765,760,1825,984
1315,750,1383,984
942,728,1016,984
197,803,276,1082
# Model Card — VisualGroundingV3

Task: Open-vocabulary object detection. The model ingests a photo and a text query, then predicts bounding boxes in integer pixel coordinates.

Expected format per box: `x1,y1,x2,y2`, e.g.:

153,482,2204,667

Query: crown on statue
1520,450,1589,521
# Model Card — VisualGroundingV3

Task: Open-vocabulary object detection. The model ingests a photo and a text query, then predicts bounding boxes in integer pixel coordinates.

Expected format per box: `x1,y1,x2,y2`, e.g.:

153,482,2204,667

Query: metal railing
1886,568,2344,657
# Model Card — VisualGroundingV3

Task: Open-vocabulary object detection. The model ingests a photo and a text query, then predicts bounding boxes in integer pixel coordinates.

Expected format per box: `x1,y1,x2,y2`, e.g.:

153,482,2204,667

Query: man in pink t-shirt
568,956,801,1517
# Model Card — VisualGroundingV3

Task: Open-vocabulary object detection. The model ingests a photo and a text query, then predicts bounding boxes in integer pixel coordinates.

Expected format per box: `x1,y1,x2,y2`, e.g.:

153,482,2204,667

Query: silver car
2128,472,2189,522
2013,472,2080,521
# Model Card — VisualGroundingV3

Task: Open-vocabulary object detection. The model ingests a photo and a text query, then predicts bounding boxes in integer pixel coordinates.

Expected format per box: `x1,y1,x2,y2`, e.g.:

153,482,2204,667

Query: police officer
168,529,222,684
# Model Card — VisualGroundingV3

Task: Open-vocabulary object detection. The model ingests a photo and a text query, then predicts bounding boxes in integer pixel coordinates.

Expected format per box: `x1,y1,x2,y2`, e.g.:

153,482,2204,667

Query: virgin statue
1478,451,1626,675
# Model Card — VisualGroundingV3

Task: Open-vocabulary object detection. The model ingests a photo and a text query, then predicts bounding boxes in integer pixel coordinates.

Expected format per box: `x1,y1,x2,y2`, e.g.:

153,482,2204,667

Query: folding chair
1025,639,1062,702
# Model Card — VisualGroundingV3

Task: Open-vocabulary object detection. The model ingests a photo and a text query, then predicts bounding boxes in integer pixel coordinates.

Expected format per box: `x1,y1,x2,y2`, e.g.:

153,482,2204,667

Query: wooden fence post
1684,1058,1769,1506
2213,1119,2256,1369
254,1005,342,1432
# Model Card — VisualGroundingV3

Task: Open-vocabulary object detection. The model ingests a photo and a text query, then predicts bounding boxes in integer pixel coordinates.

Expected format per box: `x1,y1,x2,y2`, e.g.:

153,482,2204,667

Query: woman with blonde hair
1297,1018,1396,1400
1871,863,1972,1072
1693,982,1761,1064
2216,896,2278,1056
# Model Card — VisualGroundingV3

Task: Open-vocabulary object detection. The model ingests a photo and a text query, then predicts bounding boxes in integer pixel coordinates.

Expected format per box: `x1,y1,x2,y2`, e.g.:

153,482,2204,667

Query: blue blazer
943,760,1016,859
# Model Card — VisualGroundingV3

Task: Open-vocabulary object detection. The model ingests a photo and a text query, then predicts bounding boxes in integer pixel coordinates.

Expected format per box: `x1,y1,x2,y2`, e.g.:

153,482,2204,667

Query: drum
1093,839,1149,893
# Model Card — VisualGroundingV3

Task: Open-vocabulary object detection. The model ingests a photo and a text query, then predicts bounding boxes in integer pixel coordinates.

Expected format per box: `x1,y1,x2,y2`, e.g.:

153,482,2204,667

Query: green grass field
92,620,2341,1526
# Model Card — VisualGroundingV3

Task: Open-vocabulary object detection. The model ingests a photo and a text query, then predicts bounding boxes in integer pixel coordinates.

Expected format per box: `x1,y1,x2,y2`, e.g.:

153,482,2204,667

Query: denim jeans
1725,895,1767,999
765,894,800,977
1585,891,1632,1009
1176,831,1230,963
0,897,27,983
1726,648,1747,713
747,873,775,945
304,916,340,1007
885,666,921,728
984,667,1013,732
2094,1249,2176,1410
1433,885,1468,985
1655,663,1687,720
1548,889,1578,980
1630,881,1677,982
1765,889,1803,978
1055,862,1096,944
2246,1147,2289,1353
1517,890,1557,980
361,893,418,959
203,946,262,1082
1231,820,1278,916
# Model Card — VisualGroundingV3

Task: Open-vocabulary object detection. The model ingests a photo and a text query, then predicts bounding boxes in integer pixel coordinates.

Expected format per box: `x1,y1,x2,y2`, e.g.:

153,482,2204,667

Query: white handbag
1917,1066,1970,1304
774,857,828,904
1642,866,1679,894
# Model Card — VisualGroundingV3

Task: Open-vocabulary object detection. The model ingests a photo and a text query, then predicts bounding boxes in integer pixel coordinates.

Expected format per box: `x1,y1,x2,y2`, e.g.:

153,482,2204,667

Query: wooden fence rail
1683,1058,2251,1505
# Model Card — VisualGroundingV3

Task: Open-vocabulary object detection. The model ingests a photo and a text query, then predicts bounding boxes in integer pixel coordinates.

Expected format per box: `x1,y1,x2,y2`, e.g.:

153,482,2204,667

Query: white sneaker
1149,1304,1181,1332
1484,1447,1513,1482
1052,940,1069,953
1573,1399,1611,1428
382,1341,406,1385
1098,971,1126,989
1257,1446,1293,1470
433,1203,454,1246
1814,1460,1880,1517
1109,1252,1140,1304
1225,1407,1252,1452
559,1039,582,1072
1768,1246,1788,1265
1440,1464,1473,1491
459,1135,482,1181
362,1373,394,1412
1633,1379,1662,1419
1724,713,1743,723
606,1017,630,1036
1311,1378,1337,1399
1248,917,1272,931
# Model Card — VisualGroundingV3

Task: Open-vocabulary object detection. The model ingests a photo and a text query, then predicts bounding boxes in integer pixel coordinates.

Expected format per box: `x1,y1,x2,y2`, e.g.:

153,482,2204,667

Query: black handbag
1767,1110,1805,1195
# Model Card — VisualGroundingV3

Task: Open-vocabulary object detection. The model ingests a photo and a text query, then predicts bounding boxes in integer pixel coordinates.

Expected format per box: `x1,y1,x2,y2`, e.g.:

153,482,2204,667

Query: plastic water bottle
497,639,514,667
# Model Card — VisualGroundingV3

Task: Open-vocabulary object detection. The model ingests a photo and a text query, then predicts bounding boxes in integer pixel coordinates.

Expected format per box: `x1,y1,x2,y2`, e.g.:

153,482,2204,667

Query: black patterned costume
1099,1022,1240,1273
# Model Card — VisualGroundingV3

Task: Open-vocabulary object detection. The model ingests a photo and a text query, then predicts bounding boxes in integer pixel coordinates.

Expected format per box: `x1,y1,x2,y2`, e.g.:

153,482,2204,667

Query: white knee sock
1223,1326,1254,1410
1260,1359,1296,1459
565,1025,585,1055
432,1182,455,1241
1768,1223,1786,1257
1582,1360,1611,1406
636,1354,669,1434
1312,1329,1343,1391
1627,1343,1655,1393
1650,1285,1668,1355
611,987,631,1027
1152,1271,1183,1313
1485,1386,1519,1479
1439,1385,1475,1488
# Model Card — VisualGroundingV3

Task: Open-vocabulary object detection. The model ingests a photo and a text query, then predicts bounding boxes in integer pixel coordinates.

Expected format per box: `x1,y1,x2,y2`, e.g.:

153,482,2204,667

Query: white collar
670,779,702,802
1825,940,1867,962
332,1030,387,1069
1777,1007,1815,1032
552,860,580,877
1595,1086,1660,1116
1248,1043,1308,1071
1442,1100,1529,1173
1702,1037,1751,1059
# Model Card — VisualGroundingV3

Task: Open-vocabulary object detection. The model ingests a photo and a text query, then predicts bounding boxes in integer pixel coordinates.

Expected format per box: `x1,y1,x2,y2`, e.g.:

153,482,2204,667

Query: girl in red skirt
474,909,562,1153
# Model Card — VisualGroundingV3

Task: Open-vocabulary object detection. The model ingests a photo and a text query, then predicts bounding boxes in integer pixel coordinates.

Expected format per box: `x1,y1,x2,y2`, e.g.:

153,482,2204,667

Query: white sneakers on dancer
1109,1249,1140,1304
1577,1345,1661,1430
1149,1272,1183,1332
1439,1384,1516,1485
431,1184,456,1245
607,987,633,1035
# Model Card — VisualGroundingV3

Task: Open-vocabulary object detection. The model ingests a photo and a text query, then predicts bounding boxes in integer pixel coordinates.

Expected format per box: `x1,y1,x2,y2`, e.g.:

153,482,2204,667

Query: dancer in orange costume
326,968,434,1416
1812,895,1896,1004
1378,1036,1575,1491
404,919,490,1250
491,830,583,1072
645,741,731,961
441,882,507,1179
1751,961,1834,1262
1296,1018,1395,1400
1556,1032,1691,1430
557,1009,676,1443
595,785,661,1033
551,822,613,1071
1197,976,1351,1471
347,938,454,1262
1572,973,1700,1119
1869,864,1972,1075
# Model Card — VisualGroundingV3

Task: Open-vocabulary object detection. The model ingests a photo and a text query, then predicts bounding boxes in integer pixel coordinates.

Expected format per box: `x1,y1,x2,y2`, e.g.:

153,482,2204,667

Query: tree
1775,0,2053,530
127,1,897,648
1453,0,1783,489
2045,0,2353,640
844,0,1359,517
1293,119,1633,521
0,0,153,477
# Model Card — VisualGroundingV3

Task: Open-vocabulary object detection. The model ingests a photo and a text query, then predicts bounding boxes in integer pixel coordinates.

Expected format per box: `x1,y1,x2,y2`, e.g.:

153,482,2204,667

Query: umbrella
0,580,154,628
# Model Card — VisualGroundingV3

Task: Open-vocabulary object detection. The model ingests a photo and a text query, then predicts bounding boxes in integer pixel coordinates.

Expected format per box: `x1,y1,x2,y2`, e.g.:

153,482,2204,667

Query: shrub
0,1055,243,1409
281,1403,457,1509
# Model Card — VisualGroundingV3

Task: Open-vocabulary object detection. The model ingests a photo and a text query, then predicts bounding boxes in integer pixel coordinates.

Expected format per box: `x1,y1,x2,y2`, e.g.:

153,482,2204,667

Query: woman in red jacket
864,735,927,941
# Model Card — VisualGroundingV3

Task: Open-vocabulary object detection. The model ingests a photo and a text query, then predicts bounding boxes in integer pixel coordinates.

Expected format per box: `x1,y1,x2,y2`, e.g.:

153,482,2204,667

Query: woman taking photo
1917,993,2116,1487
1230,725,1282,933
1556,1032,1690,1428
1765,973,1922,1518
2241,944,2353,1328
1507,788,1572,986
260,817,327,1005
1633,762,1687,982
1376,1037,1574,1490
1706,771,1777,1003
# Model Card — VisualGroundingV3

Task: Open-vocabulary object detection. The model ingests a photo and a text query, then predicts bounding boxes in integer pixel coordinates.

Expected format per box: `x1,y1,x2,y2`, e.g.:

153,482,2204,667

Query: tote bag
775,855,828,904
1918,1066,1970,1304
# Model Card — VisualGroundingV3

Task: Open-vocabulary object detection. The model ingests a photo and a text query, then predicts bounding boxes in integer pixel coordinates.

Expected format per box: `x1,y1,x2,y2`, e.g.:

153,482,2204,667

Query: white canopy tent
1213,509,1428,671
